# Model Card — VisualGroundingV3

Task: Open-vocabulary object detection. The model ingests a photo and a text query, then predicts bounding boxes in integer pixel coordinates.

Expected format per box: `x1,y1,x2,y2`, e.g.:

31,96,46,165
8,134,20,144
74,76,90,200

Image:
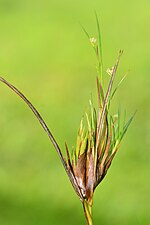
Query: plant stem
83,200,93,225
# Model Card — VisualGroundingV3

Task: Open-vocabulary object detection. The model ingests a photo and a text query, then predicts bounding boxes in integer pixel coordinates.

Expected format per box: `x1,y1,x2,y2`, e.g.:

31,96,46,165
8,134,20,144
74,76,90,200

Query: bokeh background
0,0,149,225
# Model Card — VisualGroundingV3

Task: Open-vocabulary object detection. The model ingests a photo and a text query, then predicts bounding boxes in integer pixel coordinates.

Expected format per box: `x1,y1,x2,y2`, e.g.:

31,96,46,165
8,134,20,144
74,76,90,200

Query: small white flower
90,37,97,47
106,66,114,76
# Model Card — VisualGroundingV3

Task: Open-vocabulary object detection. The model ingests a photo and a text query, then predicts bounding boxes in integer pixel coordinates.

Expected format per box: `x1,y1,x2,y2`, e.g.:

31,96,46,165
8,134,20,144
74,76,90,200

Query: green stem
83,200,93,225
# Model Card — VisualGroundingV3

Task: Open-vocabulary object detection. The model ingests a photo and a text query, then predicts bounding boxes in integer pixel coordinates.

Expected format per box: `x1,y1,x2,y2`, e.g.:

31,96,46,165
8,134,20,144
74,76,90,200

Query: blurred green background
0,0,149,225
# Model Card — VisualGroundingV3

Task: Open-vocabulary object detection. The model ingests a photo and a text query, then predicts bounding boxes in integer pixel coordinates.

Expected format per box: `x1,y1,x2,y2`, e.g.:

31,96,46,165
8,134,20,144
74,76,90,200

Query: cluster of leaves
65,51,134,204
64,19,134,209
63,15,135,225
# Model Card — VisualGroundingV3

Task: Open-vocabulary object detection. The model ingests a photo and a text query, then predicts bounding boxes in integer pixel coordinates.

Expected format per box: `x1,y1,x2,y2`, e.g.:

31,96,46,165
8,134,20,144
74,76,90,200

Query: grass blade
95,11,103,82
120,111,136,141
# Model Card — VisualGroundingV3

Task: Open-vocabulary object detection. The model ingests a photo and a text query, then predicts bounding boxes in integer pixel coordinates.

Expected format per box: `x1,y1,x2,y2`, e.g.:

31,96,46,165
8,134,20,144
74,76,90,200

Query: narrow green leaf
89,98,96,131
123,109,126,127
80,23,90,39
117,106,121,138
80,132,88,155
95,11,103,82
108,74,127,109
120,112,136,141
86,112,91,132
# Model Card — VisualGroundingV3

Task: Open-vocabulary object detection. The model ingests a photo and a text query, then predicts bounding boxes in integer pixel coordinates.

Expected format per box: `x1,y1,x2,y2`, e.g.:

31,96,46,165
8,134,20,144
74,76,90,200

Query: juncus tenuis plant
0,15,134,225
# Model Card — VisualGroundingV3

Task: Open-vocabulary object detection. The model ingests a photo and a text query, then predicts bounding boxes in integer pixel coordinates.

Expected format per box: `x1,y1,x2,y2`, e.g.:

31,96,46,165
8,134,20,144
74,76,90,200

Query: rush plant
0,16,134,225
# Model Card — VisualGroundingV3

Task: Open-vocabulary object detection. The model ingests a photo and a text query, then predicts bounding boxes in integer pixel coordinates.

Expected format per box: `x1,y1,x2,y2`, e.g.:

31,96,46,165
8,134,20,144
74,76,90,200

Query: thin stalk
83,200,93,225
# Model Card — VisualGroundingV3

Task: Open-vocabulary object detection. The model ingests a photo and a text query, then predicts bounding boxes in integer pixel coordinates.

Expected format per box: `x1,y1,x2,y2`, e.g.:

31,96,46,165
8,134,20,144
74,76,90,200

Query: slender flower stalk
0,16,134,225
